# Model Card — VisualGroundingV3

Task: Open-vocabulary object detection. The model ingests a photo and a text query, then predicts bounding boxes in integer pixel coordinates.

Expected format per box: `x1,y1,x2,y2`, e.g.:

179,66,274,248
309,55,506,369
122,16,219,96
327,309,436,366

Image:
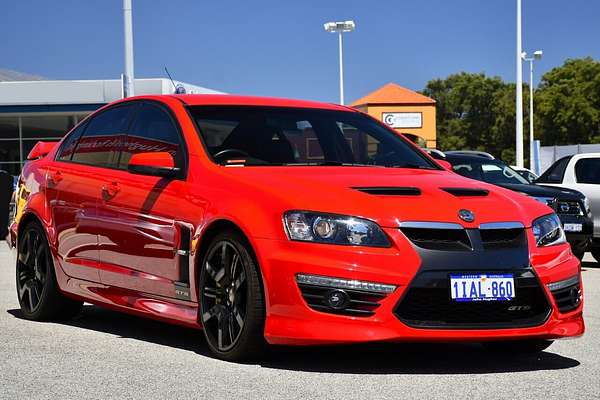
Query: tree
422,72,529,165
535,57,600,145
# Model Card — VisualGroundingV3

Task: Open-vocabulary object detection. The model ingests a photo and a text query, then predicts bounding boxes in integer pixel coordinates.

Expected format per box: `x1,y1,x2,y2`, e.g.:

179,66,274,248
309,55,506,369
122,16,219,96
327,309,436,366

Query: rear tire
482,339,553,355
199,229,267,361
16,221,83,321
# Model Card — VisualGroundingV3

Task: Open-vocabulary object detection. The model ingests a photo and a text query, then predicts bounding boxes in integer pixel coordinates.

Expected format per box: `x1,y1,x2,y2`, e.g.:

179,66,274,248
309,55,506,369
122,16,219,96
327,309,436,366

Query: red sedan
9,94,584,361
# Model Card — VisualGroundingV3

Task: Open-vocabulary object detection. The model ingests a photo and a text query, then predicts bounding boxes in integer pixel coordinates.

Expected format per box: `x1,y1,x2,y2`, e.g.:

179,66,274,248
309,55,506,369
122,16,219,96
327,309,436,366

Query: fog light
325,289,350,309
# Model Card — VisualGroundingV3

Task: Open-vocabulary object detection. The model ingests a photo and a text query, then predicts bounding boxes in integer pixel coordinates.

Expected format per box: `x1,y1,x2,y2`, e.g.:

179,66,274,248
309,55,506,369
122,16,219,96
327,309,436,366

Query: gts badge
508,305,531,311
174,282,191,300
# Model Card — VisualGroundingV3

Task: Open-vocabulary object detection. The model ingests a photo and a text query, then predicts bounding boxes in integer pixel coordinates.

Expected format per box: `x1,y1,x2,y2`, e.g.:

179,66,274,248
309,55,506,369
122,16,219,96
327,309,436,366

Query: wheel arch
192,218,269,316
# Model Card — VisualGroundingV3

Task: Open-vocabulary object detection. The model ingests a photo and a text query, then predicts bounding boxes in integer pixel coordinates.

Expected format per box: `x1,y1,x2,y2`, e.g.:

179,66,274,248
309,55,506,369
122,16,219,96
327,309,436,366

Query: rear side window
120,103,184,169
537,157,571,183
575,158,600,184
71,105,134,168
56,121,88,161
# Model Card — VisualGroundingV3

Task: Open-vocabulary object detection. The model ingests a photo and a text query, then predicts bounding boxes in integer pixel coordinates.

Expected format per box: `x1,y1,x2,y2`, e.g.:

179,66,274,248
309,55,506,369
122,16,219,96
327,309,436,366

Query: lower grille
298,283,387,317
394,269,551,329
549,278,581,313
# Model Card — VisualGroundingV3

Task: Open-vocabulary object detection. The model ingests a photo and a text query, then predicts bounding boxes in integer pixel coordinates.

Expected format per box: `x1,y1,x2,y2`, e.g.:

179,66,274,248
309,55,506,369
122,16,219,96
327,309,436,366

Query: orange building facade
351,83,437,148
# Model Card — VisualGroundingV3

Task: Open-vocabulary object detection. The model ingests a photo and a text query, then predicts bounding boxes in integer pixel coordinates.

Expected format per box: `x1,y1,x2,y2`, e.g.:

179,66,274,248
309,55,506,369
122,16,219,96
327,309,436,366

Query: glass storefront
0,113,89,175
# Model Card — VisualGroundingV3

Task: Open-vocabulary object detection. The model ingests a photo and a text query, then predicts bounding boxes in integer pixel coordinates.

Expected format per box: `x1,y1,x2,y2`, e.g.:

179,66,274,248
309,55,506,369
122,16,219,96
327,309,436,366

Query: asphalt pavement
1,242,599,400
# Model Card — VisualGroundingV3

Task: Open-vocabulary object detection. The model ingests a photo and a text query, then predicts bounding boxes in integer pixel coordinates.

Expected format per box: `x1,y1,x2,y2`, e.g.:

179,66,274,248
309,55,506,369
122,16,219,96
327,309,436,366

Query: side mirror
127,152,179,178
27,141,59,160
436,160,453,171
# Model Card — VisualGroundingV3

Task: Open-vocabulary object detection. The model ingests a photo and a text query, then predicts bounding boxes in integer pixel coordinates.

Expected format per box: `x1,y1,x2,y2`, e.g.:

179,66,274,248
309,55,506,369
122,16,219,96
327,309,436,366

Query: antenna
164,67,186,94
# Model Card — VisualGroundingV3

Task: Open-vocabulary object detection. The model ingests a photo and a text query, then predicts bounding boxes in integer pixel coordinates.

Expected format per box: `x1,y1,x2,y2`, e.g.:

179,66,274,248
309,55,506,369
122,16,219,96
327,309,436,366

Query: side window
71,105,133,168
575,158,600,184
56,121,88,161
537,157,570,183
120,103,183,168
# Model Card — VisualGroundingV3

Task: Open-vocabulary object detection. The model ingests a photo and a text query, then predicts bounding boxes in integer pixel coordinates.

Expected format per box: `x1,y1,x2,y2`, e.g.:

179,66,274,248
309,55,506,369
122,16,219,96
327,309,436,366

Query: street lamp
123,0,135,97
522,50,543,171
324,20,355,105
515,0,524,168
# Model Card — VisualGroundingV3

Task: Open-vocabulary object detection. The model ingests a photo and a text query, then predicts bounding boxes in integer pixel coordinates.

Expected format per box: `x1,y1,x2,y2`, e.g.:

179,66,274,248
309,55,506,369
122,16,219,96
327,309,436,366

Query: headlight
283,211,390,247
532,213,566,247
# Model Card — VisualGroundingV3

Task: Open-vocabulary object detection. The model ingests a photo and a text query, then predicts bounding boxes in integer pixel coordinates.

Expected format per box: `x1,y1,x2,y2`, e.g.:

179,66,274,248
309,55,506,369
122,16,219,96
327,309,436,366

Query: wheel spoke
234,270,246,291
28,282,39,309
203,286,218,299
206,261,226,284
202,304,221,323
227,313,235,344
230,253,239,281
232,305,244,329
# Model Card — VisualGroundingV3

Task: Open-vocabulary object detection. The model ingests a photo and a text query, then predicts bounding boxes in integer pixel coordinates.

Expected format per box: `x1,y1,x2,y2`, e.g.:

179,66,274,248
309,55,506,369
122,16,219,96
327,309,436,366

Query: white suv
537,153,598,260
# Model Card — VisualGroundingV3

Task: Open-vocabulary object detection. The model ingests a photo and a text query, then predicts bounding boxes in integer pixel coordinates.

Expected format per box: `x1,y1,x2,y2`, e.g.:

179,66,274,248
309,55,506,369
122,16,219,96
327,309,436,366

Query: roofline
351,101,437,108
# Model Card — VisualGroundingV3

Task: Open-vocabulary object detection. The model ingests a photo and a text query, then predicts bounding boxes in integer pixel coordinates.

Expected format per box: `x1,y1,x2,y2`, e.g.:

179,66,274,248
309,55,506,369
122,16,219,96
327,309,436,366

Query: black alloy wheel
16,222,83,321
199,230,266,361
17,226,47,314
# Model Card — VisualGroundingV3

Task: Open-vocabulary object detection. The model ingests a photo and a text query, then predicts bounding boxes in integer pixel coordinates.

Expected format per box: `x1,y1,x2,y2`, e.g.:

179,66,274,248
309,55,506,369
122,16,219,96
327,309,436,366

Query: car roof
444,150,495,159
445,153,503,164
160,94,354,112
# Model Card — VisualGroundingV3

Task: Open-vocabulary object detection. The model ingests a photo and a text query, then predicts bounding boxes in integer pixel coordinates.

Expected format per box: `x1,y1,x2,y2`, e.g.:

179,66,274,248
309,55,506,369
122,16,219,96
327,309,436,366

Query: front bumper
558,213,593,251
255,227,584,346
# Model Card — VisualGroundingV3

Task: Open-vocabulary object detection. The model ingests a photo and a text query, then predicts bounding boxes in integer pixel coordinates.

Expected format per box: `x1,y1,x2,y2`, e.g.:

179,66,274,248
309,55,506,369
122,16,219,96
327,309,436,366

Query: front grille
400,225,526,252
394,270,551,329
480,228,526,250
400,227,472,251
297,283,387,317
556,200,583,215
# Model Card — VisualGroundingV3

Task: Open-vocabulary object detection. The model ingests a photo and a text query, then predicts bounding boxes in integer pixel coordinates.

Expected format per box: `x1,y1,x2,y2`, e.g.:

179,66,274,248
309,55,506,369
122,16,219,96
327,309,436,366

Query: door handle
102,181,120,199
47,171,63,185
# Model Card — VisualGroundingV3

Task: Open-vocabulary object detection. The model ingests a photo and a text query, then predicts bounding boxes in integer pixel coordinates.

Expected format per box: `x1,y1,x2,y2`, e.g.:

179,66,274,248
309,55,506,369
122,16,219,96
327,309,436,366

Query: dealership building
351,82,437,148
0,78,222,175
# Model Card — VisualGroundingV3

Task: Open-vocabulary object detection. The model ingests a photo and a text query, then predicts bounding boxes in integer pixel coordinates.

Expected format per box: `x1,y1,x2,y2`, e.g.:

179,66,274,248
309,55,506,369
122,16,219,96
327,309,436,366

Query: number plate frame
450,274,515,302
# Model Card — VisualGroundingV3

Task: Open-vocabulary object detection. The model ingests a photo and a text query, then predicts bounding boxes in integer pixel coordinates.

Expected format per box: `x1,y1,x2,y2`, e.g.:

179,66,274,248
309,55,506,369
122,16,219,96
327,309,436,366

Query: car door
564,157,600,236
48,105,135,282
95,101,191,299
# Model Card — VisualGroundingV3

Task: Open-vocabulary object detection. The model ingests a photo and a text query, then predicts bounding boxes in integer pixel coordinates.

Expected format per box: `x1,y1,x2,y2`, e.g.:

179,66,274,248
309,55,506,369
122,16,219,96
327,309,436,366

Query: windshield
189,106,437,169
450,159,530,184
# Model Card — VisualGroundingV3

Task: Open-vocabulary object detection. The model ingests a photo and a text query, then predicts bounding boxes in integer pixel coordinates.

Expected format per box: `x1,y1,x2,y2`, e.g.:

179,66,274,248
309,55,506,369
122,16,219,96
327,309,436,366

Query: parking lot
0,241,598,400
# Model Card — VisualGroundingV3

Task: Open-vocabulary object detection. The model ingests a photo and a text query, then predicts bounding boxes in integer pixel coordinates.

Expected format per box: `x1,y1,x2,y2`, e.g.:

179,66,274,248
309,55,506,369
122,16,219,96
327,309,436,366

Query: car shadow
7,305,580,374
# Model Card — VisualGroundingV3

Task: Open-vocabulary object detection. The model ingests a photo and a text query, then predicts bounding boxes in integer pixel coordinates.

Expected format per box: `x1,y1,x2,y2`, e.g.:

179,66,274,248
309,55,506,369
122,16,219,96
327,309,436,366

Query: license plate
563,223,583,232
450,274,515,302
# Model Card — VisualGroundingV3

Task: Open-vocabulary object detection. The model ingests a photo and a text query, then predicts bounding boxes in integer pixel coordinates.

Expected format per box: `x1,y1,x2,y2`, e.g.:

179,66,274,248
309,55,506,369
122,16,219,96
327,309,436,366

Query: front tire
482,339,554,355
199,230,266,361
16,221,83,321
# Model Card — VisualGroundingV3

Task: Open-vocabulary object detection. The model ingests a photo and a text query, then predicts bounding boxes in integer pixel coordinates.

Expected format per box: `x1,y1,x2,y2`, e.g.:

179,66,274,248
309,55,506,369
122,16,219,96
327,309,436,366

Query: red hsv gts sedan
9,94,584,361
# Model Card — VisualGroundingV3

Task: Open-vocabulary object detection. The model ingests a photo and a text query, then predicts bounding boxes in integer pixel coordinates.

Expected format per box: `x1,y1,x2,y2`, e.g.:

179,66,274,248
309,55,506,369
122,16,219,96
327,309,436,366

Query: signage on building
382,112,422,129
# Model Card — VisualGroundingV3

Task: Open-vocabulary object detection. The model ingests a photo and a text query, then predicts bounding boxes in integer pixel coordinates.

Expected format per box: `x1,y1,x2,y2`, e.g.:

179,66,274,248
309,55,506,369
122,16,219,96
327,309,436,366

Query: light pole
515,0,524,168
324,20,355,105
123,0,135,97
522,50,543,170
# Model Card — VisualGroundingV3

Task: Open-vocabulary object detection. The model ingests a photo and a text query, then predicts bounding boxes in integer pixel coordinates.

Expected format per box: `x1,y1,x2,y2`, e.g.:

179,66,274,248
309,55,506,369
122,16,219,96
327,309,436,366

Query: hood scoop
441,187,489,197
352,186,421,196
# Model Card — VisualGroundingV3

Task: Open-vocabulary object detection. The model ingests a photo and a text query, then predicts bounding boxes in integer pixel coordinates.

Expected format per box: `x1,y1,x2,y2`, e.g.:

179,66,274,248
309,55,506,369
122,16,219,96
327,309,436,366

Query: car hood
498,183,584,200
221,166,551,228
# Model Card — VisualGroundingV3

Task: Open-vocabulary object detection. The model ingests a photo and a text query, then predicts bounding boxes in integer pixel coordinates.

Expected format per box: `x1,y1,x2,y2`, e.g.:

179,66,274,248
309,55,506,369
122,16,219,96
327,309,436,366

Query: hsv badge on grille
458,209,475,222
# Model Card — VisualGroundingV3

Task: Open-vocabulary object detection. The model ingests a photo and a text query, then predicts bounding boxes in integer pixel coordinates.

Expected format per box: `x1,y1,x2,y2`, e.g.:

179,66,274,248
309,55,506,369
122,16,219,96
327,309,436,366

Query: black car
443,153,593,259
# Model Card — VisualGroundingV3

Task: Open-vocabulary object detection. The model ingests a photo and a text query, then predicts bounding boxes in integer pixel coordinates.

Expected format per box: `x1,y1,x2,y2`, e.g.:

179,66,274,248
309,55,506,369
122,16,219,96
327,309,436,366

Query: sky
1,0,599,103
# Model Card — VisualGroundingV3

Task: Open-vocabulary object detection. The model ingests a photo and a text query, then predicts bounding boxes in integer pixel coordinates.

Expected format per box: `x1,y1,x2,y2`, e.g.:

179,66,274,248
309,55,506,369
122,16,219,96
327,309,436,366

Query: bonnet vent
352,187,421,196
441,187,489,197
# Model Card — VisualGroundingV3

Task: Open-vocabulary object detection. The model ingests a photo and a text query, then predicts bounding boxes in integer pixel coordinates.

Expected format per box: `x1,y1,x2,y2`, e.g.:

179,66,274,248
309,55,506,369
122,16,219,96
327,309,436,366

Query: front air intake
441,187,489,197
352,187,421,196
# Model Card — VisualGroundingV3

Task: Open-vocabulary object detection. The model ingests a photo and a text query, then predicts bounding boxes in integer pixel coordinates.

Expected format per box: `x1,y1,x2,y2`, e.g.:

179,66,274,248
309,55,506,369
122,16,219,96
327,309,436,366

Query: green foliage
422,72,529,165
536,57,600,145
421,57,600,166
